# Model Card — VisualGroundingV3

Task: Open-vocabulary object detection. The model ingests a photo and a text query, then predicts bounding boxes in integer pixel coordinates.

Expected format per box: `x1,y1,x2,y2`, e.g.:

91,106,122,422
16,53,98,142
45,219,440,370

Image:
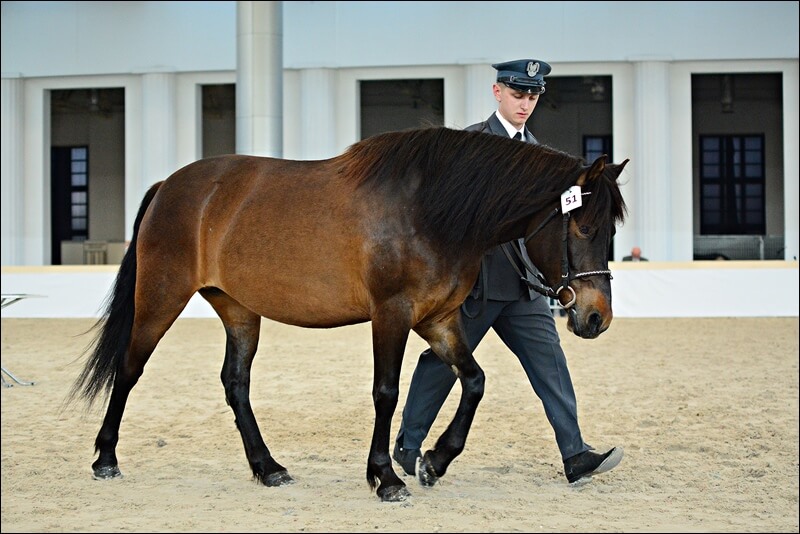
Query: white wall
283,1,799,67
2,1,798,266
2,263,798,319
1,1,236,77
3,1,797,77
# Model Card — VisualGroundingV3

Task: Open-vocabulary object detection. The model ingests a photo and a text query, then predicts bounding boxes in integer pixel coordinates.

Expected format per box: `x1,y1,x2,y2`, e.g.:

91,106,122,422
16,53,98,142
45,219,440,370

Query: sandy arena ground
1,316,798,532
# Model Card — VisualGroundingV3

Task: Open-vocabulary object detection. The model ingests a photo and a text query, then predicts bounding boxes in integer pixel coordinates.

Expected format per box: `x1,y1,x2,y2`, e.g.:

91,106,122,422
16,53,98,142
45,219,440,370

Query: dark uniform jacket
465,113,540,301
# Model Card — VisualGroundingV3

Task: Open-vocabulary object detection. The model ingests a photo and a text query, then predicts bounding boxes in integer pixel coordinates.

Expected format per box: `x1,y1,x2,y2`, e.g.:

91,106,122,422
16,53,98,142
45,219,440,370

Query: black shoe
392,441,421,476
563,446,624,484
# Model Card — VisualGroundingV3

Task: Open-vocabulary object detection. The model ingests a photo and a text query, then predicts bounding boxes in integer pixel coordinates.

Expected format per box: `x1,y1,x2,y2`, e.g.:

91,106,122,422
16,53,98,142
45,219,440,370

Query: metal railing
694,235,785,260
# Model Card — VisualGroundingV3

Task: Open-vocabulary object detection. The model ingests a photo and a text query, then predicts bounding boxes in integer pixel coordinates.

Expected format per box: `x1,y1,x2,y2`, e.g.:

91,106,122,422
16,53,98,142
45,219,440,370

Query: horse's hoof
92,465,122,480
378,484,411,502
264,470,294,487
417,457,438,487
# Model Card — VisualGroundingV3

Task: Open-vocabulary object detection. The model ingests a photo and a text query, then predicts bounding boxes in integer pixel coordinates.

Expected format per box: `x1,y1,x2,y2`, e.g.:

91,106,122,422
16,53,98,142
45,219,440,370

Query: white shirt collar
495,111,525,140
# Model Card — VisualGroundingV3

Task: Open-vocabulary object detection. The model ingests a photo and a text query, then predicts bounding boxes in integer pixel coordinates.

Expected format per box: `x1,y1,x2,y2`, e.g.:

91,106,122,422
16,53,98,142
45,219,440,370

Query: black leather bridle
502,201,613,309
461,194,613,319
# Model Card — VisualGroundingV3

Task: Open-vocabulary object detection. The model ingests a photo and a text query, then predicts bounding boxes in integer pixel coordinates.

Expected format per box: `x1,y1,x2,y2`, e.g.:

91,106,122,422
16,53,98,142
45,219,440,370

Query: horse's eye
579,225,591,236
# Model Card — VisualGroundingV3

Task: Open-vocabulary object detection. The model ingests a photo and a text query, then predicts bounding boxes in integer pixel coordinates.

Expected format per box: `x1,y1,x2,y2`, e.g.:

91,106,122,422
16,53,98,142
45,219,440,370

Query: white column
299,69,336,160
1,76,24,265
609,63,638,261
21,81,48,265
782,62,799,261
236,1,282,157
463,63,496,127
141,72,178,186
633,61,684,261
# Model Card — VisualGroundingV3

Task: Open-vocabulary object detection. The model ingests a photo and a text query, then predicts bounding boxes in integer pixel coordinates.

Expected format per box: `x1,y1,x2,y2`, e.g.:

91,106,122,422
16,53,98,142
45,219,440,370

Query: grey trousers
396,294,591,461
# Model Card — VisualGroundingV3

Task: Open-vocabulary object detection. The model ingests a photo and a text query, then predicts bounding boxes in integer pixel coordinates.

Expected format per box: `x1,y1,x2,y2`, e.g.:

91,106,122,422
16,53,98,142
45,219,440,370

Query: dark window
51,145,89,263
68,147,89,239
359,79,444,139
583,135,612,163
699,135,765,235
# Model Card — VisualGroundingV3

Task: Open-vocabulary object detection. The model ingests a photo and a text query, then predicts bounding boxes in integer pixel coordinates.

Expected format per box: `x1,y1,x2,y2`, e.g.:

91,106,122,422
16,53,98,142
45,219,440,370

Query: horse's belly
221,269,371,328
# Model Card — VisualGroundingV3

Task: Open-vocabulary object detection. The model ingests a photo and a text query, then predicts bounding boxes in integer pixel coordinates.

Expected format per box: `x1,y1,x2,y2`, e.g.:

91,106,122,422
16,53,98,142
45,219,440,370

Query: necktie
513,132,523,141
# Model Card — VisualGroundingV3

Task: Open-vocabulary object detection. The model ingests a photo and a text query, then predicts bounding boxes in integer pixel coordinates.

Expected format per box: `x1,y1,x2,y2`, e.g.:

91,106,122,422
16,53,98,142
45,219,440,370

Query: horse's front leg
414,314,485,487
368,304,412,502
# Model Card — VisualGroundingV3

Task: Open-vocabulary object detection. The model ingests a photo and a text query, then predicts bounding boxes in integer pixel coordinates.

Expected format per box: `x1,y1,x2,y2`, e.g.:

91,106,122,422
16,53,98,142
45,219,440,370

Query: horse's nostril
589,311,604,334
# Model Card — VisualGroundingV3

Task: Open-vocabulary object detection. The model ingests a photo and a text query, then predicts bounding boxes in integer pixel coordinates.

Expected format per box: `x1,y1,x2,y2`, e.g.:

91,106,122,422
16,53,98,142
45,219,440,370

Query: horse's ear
607,158,630,179
577,154,607,186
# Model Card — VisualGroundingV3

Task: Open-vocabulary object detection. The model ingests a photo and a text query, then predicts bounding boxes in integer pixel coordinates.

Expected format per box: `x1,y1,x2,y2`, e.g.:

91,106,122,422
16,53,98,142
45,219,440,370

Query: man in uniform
393,59,624,485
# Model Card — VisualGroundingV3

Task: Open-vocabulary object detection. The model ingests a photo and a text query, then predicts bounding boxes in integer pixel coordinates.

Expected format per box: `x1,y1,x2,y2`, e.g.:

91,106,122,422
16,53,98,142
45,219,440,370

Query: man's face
494,83,541,129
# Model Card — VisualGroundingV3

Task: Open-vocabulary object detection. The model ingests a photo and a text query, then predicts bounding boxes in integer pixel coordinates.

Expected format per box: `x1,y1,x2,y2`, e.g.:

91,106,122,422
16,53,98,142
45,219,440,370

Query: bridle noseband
503,197,612,310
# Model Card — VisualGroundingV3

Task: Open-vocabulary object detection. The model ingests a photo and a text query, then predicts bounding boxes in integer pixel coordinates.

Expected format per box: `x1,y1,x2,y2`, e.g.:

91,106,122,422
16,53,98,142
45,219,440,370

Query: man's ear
492,83,503,101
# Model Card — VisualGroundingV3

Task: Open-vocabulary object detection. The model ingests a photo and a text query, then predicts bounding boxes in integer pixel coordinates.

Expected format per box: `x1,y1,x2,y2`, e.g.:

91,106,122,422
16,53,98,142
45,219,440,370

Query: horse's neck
488,216,536,250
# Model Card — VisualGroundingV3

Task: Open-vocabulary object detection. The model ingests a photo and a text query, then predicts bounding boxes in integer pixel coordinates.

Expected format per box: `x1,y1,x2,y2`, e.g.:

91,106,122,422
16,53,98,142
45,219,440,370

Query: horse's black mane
340,127,626,248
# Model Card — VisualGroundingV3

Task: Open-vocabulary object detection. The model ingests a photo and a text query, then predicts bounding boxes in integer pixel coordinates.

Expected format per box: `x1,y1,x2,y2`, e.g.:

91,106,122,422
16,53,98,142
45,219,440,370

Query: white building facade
2,0,798,266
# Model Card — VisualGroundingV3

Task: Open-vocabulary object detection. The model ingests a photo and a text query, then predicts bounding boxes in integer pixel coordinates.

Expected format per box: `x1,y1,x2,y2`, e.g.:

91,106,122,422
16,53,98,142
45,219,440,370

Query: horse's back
137,154,378,326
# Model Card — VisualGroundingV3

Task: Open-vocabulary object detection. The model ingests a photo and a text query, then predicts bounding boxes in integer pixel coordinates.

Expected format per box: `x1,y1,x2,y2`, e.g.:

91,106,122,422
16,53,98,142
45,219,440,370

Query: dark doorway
691,73,784,260
530,75,613,157
529,75,614,257
50,87,125,265
202,84,236,157
359,79,444,139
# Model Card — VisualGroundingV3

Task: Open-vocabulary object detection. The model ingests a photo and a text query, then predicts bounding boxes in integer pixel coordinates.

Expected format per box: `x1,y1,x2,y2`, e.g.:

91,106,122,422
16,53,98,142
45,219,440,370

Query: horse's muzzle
566,307,610,339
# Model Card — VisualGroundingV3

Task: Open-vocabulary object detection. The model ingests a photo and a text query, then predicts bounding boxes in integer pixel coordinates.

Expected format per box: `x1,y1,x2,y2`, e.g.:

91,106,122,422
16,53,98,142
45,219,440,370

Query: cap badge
526,62,539,77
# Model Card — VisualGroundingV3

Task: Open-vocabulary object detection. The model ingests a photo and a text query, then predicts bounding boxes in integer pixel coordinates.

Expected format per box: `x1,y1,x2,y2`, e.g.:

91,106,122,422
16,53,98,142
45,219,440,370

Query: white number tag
560,186,582,213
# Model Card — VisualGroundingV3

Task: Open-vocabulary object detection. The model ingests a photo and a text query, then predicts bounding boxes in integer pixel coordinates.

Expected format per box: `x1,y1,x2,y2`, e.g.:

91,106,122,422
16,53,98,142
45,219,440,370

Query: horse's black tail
65,182,163,410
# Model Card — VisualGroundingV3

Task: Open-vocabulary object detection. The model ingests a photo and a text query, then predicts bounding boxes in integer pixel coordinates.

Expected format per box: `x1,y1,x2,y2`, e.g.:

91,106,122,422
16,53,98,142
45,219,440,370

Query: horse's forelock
576,168,628,229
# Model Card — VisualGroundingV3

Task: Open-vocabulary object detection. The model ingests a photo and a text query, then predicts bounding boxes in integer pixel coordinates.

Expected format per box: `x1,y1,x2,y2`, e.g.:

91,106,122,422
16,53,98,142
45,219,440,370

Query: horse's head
523,155,628,339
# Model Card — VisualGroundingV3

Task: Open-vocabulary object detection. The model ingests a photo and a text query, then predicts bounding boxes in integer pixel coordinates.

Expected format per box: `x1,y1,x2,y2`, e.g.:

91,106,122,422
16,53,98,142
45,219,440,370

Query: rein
504,200,612,310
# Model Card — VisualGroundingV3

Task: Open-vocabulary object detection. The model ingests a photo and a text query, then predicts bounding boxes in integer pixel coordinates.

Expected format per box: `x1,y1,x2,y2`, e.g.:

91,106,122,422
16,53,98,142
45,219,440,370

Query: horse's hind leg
200,288,292,486
92,295,191,479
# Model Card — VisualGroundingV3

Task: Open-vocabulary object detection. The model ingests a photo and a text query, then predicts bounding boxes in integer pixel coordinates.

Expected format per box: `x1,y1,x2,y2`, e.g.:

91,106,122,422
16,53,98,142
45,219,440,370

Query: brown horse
68,126,628,502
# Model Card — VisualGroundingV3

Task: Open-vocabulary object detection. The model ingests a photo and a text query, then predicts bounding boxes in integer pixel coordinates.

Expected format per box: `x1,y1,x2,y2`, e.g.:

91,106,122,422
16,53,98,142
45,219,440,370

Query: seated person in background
622,246,648,262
